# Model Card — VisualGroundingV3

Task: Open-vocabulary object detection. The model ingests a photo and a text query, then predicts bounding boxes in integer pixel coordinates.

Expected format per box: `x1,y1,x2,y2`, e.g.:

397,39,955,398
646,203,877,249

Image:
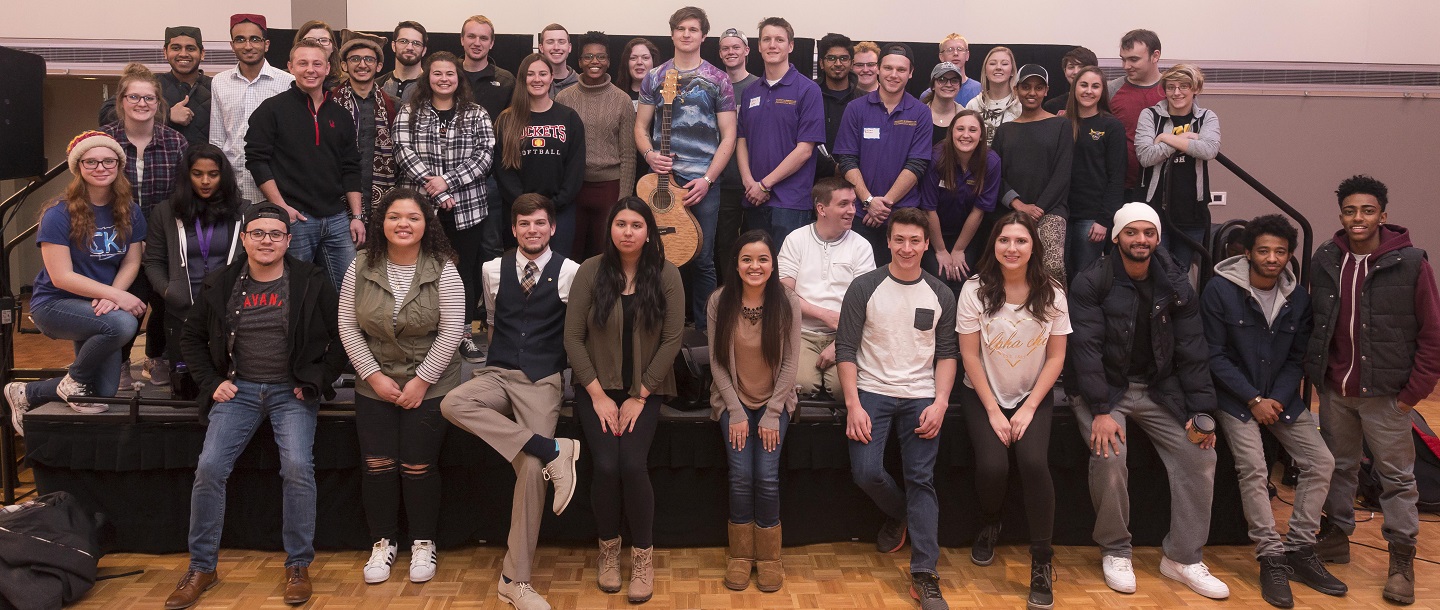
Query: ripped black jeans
355,394,448,542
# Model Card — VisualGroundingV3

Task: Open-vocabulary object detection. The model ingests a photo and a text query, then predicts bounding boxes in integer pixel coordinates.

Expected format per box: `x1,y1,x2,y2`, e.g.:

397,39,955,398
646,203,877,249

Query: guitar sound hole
654,192,669,210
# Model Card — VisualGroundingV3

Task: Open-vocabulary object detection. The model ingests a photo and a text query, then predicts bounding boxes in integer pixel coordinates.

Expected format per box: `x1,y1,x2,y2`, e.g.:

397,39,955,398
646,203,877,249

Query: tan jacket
564,256,686,397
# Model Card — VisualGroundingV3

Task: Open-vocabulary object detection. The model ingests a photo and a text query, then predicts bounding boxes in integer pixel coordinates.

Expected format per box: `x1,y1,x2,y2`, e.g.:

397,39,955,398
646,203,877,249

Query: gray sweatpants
1319,386,1420,547
1219,409,1334,558
1072,383,1217,564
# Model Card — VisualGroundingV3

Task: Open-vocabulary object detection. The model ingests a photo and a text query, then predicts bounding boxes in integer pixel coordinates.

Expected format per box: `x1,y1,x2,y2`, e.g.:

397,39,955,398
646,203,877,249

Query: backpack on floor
1357,410,1440,513
0,491,105,610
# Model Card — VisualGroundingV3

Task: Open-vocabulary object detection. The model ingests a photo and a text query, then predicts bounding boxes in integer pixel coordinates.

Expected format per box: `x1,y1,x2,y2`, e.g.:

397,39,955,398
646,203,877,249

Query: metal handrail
1214,152,1314,287
0,163,66,221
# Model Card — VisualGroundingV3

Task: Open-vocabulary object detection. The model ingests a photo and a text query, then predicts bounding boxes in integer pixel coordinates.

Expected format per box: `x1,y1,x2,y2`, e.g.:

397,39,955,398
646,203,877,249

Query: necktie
522,261,537,296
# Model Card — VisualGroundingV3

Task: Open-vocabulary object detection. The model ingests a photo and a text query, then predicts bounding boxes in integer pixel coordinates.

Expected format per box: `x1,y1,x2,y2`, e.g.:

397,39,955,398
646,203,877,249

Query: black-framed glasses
346,56,378,65
80,158,120,170
395,38,424,48
124,93,158,104
580,53,609,62
232,35,264,45
823,54,852,62
245,229,288,242
935,77,961,86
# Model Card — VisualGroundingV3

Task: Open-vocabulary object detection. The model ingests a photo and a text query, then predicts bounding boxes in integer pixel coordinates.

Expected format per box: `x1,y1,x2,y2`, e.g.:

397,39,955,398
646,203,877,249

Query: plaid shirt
393,101,495,230
101,121,188,213
209,61,295,203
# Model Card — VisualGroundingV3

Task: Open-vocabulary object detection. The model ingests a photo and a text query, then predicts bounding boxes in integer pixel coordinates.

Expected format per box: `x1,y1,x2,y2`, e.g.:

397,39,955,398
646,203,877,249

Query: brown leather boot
754,522,784,593
282,565,312,605
597,537,622,593
1384,542,1416,605
628,546,654,603
164,569,217,609
724,521,755,591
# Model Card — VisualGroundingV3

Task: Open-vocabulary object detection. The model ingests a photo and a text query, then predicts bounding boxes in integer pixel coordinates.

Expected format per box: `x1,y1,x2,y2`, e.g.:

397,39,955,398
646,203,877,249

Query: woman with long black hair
708,229,801,593
956,211,1070,610
564,197,684,604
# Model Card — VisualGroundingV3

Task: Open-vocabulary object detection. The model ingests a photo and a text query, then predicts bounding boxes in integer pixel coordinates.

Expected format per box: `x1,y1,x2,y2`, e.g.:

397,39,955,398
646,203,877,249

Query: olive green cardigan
564,256,686,397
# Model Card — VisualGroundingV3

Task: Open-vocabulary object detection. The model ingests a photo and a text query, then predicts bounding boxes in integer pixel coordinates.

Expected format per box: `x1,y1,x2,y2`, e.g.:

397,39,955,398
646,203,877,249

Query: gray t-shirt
1254,284,1279,324
229,272,291,383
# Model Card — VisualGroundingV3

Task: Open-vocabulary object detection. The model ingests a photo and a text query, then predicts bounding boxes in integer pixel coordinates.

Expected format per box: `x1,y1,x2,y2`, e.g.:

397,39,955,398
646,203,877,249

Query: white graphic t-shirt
956,281,1072,409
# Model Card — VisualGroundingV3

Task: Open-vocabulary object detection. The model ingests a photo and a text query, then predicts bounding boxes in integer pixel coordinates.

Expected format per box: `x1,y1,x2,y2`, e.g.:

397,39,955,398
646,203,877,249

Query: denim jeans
188,379,318,572
550,202,578,261
743,206,814,253
720,407,790,527
1067,219,1108,281
849,389,941,574
679,174,721,328
26,297,140,403
286,210,356,288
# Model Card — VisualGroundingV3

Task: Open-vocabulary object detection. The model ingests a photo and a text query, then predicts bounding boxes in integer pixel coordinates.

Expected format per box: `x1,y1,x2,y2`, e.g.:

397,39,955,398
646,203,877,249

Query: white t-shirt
955,281,1072,409
777,224,877,334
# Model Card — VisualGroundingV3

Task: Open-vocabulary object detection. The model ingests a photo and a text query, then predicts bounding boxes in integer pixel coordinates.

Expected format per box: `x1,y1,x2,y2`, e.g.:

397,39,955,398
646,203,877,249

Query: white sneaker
363,538,397,584
1102,555,1137,593
497,577,552,610
4,382,29,437
55,374,106,414
1160,556,1230,599
410,540,437,583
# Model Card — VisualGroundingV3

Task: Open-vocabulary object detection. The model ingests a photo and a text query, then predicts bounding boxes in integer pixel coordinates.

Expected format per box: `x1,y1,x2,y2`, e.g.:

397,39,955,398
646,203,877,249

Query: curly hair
1241,214,1298,251
361,187,457,268
1336,174,1388,210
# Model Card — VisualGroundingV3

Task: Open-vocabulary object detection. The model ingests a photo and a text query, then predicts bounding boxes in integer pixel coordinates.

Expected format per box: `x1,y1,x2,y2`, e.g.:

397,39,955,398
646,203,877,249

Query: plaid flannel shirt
393,101,495,230
102,121,189,213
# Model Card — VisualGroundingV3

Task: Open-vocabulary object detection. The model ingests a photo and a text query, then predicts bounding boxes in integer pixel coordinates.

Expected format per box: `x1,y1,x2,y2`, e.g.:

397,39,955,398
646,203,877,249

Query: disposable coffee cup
1188,413,1216,444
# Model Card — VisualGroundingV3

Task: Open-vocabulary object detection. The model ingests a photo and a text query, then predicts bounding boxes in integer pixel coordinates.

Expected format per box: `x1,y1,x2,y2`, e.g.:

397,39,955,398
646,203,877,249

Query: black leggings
574,389,662,547
440,215,486,325
960,385,1055,560
355,394,448,541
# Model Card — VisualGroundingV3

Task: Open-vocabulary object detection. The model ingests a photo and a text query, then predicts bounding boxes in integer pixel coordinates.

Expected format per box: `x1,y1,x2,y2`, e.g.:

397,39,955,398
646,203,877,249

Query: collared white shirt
480,249,580,325
209,60,294,203
777,223,876,334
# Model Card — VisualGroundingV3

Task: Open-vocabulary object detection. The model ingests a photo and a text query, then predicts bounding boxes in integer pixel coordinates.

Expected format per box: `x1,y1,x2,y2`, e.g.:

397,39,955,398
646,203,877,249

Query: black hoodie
244,84,361,217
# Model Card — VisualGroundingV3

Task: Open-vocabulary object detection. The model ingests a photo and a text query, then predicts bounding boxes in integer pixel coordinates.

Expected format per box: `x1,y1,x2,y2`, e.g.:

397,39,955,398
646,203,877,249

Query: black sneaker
1313,519,1350,564
1258,555,1294,608
1027,560,1054,610
458,335,485,364
876,517,907,553
970,522,1001,566
1285,546,1347,596
909,572,949,610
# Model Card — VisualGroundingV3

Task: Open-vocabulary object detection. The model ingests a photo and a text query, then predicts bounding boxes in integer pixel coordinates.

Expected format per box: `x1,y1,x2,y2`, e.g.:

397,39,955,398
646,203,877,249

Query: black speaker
0,46,46,180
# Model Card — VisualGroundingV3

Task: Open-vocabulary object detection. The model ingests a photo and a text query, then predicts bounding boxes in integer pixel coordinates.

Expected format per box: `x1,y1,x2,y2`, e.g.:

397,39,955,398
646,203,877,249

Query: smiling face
736,240,773,290
878,54,911,95
985,51,1013,86
820,45,851,82
852,51,878,88
672,18,703,55
611,209,648,256
1075,70,1104,111
524,59,552,99
1165,78,1196,115
758,26,792,68
817,187,857,233
189,158,221,200
932,71,961,100
1246,233,1291,283
429,59,459,98
628,45,653,81
578,43,610,85
951,114,982,154
461,21,494,63
539,28,571,69
993,222,1033,272
393,27,425,67
719,36,748,70
243,217,290,265
1121,42,1159,82
887,221,928,273
78,147,120,189
1115,221,1158,263
120,81,159,123
513,209,555,256
344,47,379,84
289,46,330,93
165,35,203,76
1339,193,1386,248
229,22,268,67
1016,76,1048,110
383,197,426,249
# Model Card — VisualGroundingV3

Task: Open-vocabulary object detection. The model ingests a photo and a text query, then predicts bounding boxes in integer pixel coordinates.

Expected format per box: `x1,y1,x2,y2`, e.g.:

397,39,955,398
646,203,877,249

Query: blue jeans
680,174,721,328
720,407,790,527
188,379,318,572
26,297,139,403
849,389,941,574
286,211,356,288
1067,219,1108,281
743,206,813,253
1162,225,1208,271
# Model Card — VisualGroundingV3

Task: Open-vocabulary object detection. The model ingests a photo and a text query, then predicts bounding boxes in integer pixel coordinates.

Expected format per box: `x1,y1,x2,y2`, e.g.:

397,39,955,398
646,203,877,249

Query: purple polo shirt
834,90,932,219
738,65,827,210
919,147,1002,235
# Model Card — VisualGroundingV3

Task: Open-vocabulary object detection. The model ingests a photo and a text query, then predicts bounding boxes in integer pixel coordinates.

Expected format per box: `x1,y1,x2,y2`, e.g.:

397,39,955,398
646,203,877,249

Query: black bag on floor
0,491,105,610
669,328,711,411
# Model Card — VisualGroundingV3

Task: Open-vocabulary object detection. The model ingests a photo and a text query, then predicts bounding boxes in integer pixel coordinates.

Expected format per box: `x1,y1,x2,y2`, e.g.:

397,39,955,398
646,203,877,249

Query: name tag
863,127,881,140
749,97,761,109
775,98,797,105
893,119,918,127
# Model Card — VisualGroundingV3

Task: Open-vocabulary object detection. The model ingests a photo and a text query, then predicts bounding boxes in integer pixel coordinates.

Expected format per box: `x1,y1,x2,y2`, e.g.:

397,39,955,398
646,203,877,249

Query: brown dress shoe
283,565,312,605
164,569,217,610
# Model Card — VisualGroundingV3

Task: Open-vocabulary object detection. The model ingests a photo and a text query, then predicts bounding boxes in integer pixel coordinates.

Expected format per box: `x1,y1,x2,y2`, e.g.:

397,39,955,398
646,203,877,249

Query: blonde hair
979,46,1016,96
1162,63,1205,94
853,41,881,57
115,63,168,124
940,33,967,48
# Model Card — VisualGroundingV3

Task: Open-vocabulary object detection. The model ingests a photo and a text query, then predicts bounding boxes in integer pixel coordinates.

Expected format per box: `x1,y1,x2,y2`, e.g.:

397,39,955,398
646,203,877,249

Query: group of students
0,7,1435,610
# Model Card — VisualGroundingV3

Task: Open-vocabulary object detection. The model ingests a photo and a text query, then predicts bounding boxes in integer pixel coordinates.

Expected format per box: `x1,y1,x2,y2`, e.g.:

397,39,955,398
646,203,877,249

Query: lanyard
194,219,217,273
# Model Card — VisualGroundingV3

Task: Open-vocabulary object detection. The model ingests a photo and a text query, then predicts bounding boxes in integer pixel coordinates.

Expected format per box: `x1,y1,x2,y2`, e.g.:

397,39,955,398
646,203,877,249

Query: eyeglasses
346,56,378,65
934,76,961,86
124,93,158,104
823,54,852,62
232,35,265,45
80,158,120,170
853,62,878,69
245,229,289,242
395,38,424,48
302,36,333,46
1164,83,1194,93
580,53,608,62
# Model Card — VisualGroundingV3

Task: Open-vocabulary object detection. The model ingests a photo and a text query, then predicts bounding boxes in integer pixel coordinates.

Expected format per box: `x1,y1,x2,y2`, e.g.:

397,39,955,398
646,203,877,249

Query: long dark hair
974,211,1060,320
408,52,475,115
170,143,242,226
591,197,666,329
936,110,990,197
361,187,457,268
714,230,793,371
497,53,551,171
1065,65,1113,140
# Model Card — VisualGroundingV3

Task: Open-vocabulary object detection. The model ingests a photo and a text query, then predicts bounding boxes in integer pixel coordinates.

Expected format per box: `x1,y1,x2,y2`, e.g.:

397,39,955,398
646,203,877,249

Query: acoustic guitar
634,69,704,267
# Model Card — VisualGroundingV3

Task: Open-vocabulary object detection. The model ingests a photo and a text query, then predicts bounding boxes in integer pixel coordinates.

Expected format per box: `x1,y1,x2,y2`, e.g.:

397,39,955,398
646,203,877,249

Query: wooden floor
8,320,1440,608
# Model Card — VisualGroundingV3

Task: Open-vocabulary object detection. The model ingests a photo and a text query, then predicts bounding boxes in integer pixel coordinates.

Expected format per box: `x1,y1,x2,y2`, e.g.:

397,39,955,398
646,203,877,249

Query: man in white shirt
208,13,294,203
777,177,874,397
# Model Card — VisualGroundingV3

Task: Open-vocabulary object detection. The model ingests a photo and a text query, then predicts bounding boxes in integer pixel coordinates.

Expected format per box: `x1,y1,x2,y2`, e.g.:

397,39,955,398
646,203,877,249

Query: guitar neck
657,102,674,191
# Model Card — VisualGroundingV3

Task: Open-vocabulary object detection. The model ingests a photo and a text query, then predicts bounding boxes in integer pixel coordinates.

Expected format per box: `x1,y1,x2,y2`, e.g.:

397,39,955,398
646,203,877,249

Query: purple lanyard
193,219,217,273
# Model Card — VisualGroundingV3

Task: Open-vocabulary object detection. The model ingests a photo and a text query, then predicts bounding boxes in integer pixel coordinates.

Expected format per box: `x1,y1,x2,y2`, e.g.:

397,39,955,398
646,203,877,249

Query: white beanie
1111,202,1162,241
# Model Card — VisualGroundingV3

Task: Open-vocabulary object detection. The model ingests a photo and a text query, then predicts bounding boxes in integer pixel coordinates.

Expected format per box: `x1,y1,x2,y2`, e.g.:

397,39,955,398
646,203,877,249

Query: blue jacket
1200,255,1311,423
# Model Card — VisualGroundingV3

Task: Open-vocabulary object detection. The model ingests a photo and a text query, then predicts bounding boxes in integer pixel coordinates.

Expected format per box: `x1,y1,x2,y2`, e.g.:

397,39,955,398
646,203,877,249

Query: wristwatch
348,212,363,221
863,195,875,209
1247,395,1264,407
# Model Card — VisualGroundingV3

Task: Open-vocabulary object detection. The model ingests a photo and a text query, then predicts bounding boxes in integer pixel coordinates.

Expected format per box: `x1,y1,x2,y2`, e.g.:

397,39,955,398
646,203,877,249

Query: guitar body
635,173,702,267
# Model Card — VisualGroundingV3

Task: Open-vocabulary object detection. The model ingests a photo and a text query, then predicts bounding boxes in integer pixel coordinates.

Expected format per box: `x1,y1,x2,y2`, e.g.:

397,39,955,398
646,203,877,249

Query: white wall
6,1,1438,66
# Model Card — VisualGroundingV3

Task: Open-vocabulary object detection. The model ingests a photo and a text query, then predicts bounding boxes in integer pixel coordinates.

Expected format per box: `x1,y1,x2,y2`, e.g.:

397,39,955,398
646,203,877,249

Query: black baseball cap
1017,64,1049,85
243,202,290,230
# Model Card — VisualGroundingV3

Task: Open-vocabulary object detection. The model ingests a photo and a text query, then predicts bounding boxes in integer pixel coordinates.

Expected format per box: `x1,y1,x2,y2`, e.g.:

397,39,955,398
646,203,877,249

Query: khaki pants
440,367,563,582
797,331,839,395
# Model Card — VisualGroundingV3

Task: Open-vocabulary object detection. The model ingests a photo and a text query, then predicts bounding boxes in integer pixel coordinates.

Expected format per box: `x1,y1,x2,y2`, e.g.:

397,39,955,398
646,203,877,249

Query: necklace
741,304,764,325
